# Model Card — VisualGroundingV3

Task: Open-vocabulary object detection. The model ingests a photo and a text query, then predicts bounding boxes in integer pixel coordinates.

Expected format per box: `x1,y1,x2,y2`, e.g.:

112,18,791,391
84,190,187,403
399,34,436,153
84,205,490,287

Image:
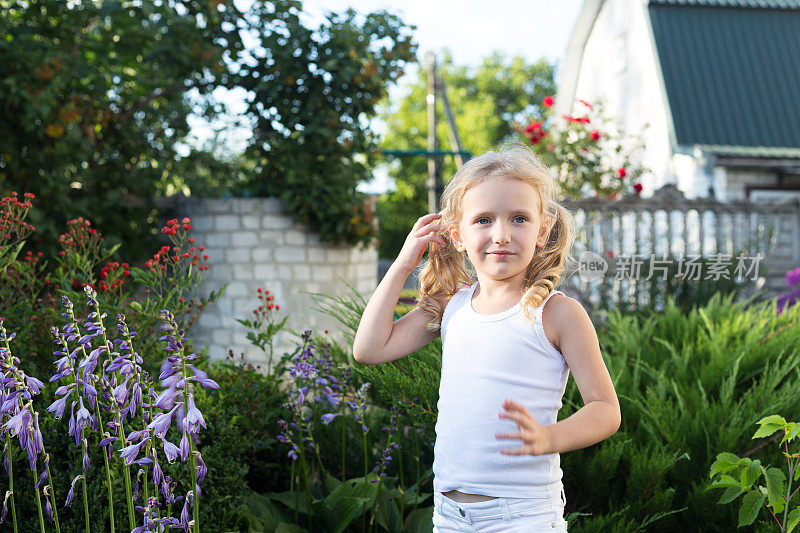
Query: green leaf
757,415,787,426
787,507,800,533
737,490,765,527
764,467,786,513
740,461,761,488
789,422,800,441
709,454,741,479
718,485,743,505
375,488,402,533
324,496,364,533
129,301,142,311
274,523,307,533
402,506,434,533
753,424,783,439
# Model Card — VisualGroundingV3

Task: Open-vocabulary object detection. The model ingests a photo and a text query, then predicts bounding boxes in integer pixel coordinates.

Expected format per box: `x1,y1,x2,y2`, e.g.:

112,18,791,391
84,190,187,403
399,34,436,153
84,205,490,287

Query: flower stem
179,356,200,533
5,436,18,533
290,461,298,525
783,440,794,530
297,444,313,531
341,416,346,480
93,406,117,533
92,301,134,531
42,453,61,533
80,432,91,533
31,467,45,533
362,431,368,532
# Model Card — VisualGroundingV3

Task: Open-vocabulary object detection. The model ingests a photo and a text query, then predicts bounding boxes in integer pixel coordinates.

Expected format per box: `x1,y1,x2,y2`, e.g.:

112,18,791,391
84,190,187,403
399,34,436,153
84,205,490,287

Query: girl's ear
449,225,465,252
536,215,552,248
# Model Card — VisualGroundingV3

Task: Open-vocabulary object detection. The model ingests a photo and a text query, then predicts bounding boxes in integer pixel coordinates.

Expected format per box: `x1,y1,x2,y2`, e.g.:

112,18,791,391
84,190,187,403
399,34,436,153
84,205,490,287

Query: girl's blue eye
476,217,490,224
513,216,527,223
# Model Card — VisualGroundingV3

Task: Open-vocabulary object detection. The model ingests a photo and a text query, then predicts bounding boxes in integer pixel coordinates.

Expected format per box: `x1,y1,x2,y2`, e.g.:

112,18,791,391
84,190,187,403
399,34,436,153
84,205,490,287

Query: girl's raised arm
353,213,448,365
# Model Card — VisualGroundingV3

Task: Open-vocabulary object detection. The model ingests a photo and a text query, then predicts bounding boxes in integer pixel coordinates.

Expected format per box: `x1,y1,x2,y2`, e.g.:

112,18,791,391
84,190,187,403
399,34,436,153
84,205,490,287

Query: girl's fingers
499,447,527,455
413,212,443,231
424,234,447,246
417,223,445,236
495,431,522,440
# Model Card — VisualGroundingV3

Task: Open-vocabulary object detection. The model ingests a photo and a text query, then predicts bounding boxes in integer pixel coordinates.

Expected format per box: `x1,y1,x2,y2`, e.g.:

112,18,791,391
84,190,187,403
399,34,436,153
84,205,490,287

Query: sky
184,0,584,192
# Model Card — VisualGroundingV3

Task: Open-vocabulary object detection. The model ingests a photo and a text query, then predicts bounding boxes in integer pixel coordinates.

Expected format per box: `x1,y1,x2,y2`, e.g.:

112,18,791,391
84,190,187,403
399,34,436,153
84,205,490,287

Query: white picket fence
562,185,800,309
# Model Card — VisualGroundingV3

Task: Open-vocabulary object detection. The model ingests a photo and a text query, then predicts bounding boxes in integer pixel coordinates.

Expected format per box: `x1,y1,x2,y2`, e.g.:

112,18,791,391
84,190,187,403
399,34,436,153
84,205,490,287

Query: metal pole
426,52,441,213
438,76,465,170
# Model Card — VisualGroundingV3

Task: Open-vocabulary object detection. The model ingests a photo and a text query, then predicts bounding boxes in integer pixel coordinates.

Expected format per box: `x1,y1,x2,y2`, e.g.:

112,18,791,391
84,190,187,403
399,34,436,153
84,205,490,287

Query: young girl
353,144,620,532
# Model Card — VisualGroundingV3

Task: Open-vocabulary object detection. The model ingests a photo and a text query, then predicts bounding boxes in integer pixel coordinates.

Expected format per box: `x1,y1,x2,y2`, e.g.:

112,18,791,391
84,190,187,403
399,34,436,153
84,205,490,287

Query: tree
0,0,246,259
0,0,417,258
376,51,557,259
230,3,417,246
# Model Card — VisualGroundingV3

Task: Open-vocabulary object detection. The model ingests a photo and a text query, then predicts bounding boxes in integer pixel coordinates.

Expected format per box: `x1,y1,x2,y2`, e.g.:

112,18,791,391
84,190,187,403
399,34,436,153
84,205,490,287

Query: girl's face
449,176,550,289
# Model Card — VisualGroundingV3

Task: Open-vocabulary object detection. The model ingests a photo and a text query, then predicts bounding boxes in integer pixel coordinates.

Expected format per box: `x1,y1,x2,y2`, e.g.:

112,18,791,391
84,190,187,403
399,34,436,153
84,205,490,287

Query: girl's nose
492,222,511,244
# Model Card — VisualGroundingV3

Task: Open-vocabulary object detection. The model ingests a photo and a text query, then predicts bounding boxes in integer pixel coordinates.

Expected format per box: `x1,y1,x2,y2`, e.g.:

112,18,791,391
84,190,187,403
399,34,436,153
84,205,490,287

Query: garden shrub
314,287,800,532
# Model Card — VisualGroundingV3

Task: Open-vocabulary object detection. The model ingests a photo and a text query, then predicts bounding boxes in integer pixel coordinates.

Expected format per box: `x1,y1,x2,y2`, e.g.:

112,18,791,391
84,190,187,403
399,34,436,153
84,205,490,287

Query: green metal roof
650,0,800,8
648,3,800,155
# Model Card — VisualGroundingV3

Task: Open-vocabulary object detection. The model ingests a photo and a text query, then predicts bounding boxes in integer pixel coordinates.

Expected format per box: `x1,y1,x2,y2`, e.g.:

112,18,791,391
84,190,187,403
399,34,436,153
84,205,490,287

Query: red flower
605,249,615,259
576,99,593,109
633,183,643,195
617,167,627,179
543,95,554,108
590,130,600,141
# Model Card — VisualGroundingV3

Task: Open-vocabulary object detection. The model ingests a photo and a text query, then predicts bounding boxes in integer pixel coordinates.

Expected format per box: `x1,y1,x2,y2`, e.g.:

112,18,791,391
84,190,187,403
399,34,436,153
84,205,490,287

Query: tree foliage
230,2,417,246
0,0,417,256
376,52,556,258
0,0,245,258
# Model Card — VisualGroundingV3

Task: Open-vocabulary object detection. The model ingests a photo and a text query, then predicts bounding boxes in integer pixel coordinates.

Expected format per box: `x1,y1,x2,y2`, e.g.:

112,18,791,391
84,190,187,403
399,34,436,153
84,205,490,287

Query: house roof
650,0,800,7
648,1,800,157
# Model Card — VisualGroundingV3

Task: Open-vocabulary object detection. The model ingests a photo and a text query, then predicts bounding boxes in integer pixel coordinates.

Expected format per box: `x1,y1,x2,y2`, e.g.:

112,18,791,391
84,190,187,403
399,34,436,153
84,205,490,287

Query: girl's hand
496,399,552,456
393,212,447,275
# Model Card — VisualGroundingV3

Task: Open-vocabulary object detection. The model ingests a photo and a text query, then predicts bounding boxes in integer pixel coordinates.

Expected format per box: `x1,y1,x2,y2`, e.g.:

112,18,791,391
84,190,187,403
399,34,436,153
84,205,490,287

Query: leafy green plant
707,415,800,531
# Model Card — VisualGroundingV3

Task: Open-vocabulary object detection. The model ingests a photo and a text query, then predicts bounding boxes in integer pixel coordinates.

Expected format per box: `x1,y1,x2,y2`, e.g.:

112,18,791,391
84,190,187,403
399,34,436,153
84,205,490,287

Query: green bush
318,288,800,532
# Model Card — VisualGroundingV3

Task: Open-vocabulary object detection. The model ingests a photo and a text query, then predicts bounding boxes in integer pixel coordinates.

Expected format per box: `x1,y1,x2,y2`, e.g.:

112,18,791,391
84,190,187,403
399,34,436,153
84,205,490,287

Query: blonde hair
416,143,576,330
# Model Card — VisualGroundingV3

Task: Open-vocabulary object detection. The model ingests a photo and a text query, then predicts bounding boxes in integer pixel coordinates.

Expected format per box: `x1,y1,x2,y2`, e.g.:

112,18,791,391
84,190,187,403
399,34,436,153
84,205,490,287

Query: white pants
432,488,567,532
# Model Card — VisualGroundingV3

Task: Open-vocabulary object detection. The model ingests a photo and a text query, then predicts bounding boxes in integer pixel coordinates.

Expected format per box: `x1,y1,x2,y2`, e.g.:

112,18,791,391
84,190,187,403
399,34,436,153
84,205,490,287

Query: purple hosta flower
0,322,46,471
47,385,73,419
320,413,340,425
120,437,149,466
43,485,54,523
151,449,164,489
148,405,178,439
64,474,82,507
132,496,167,533
349,382,372,434
179,492,192,532
1,490,10,523
179,428,190,462
276,419,299,461
194,452,207,485
161,437,180,464
371,408,401,481
70,398,93,446
184,394,206,434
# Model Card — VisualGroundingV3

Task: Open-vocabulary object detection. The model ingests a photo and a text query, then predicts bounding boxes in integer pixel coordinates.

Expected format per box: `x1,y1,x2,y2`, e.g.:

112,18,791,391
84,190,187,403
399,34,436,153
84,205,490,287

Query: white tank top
432,281,570,499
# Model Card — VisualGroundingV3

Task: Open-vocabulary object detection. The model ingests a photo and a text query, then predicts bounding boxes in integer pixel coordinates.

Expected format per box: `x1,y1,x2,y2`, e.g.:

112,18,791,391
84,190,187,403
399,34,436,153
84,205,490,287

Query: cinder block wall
165,197,377,368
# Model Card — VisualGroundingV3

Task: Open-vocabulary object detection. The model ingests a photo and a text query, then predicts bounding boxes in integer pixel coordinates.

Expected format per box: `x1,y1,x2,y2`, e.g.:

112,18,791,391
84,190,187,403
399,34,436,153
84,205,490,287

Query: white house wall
567,0,683,198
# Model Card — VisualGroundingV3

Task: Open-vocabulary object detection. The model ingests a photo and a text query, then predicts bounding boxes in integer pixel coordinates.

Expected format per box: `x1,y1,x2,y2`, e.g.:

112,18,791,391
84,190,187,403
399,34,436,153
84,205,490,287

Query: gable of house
648,0,800,157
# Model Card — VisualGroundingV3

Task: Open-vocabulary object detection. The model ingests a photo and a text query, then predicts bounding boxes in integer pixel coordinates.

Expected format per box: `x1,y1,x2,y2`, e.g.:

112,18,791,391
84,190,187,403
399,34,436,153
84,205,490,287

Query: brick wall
165,197,377,368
